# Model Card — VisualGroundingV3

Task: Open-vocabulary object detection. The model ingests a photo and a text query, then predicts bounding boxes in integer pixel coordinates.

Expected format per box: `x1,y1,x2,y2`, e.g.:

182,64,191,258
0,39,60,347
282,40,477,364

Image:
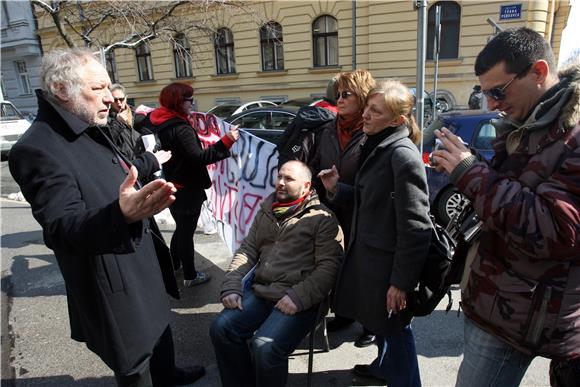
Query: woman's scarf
336,114,364,150
272,191,311,220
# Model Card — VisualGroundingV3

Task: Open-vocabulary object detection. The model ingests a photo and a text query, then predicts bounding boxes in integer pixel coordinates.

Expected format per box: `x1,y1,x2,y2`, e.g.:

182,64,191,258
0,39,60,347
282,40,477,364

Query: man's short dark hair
474,27,556,76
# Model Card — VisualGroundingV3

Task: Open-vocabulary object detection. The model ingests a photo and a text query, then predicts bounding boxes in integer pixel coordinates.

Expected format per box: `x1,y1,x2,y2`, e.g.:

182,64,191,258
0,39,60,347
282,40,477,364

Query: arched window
136,43,153,81
173,33,192,78
427,1,460,60
260,22,284,71
312,15,338,67
215,27,236,75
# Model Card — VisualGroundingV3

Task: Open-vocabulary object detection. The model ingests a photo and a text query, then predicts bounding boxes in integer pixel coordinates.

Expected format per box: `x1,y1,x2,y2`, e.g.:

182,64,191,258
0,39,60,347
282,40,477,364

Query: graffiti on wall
191,112,278,253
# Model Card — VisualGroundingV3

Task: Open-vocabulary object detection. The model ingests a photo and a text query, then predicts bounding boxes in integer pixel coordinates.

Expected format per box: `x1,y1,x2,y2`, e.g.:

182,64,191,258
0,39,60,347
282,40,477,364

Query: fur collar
558,60,580,130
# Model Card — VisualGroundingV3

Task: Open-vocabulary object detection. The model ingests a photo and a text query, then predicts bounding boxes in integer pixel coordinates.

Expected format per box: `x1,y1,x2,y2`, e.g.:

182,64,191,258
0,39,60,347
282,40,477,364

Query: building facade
34,0,571,113
1,1,43,117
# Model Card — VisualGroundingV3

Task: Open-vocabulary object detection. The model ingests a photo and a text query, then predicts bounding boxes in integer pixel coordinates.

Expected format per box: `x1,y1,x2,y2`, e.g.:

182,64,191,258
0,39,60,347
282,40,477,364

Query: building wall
1,1,43,117
34,0,571,112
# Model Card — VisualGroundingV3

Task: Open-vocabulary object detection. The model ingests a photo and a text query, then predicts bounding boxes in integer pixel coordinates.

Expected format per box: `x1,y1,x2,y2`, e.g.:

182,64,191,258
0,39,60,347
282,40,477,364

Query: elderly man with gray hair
8,48,204,386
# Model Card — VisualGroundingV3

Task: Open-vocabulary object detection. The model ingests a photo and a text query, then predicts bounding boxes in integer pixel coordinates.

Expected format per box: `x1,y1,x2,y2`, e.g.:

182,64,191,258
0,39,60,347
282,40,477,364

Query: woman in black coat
319,80,431,386
148,83,239,287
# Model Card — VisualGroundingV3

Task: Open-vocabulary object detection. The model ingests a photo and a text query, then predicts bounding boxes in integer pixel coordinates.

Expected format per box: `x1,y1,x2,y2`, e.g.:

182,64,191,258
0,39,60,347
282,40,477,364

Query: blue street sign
500,4,522,20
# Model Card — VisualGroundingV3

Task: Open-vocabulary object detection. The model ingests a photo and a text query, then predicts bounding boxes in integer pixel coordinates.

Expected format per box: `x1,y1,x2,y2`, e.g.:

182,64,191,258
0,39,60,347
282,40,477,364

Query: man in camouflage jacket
432,28,580,387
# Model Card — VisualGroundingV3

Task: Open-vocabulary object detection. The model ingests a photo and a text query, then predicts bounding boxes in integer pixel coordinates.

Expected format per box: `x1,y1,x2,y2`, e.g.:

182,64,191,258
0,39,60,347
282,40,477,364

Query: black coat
308,121,364,245
8,90,179,374
331,126,431,336
149,115,231,214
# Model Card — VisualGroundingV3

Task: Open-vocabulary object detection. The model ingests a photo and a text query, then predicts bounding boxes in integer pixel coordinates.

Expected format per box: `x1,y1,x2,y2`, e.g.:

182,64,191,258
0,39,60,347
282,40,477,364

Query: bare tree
31,0,262,56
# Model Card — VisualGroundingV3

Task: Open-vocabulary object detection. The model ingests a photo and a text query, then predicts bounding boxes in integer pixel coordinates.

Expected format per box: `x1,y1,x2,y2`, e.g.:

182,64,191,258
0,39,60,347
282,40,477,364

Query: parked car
277,97,322,109
422,110,501,225
224,106,299,144
207,100,278,119
1,101,32,160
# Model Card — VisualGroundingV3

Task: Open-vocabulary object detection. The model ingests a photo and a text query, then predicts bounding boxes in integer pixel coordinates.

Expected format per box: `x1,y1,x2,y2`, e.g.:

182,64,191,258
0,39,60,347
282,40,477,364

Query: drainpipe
415,0,428,155
352,0,357,69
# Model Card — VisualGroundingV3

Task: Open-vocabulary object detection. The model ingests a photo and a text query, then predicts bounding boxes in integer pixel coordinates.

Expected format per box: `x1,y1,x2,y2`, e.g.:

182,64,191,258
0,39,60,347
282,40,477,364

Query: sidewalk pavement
1,198,550,386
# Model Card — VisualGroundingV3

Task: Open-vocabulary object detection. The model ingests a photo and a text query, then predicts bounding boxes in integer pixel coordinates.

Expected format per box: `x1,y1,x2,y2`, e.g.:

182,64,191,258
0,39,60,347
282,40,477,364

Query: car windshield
1,103,25,121
208,105,239,118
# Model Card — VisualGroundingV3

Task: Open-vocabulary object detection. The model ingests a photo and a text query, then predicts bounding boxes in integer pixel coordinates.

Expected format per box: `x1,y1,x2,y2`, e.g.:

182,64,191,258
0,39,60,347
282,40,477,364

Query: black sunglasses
184,96,194,102
482,64,532,101
335,91,354,100
113,97,125,103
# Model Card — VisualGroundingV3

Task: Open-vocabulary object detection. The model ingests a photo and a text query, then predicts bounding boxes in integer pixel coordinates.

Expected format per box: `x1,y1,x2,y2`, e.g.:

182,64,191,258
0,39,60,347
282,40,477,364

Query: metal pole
415,0,427,155
352,0,357,69
432,4,441,121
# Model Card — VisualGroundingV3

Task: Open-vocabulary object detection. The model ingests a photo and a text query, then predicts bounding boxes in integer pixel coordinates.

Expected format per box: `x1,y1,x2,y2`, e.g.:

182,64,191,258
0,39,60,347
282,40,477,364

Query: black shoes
352,364,387,385
173,365,205,385
327,316,354,332
354,332,377,348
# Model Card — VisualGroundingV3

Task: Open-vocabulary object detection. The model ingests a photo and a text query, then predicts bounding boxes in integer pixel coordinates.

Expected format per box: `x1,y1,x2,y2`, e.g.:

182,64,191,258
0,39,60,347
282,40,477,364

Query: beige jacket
220,192,344,311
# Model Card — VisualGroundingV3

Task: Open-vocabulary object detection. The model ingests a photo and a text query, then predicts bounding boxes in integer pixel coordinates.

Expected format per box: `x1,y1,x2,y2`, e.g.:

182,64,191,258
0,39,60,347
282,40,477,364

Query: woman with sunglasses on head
319,80,431,386
308,69,377,347
146,82,240,287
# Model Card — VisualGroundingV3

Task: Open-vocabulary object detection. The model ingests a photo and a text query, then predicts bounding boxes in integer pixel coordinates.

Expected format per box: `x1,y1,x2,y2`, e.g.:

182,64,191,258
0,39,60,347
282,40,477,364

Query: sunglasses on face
184,97,194,102
335,91,354,100
482,64,532,101
113,97,125,103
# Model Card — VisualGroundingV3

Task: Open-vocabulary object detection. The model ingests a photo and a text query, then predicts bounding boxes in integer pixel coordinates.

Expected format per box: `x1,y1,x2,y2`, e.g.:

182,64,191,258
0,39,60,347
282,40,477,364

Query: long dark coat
332,126,431,336
8,90,179,374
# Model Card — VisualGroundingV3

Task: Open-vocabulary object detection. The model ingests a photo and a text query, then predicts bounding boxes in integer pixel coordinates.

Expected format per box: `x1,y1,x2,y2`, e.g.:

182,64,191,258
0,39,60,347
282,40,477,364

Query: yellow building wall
34,0,571,111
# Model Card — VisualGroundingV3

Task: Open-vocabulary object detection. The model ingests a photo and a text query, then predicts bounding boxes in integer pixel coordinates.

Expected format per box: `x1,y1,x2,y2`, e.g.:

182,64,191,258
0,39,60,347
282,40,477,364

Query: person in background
146,82,240,287
8,48,205,386
108,83,170,180
309,69,378,348
467,85,483,110
210,160,344,387
432,27,580,387
319,80,431,386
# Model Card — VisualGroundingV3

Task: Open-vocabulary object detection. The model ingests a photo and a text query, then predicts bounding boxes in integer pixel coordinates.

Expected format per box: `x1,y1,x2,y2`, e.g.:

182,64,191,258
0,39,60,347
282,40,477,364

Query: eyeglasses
482,64,532,101
335,91,354,100
184,97,194,102
113,97,125,103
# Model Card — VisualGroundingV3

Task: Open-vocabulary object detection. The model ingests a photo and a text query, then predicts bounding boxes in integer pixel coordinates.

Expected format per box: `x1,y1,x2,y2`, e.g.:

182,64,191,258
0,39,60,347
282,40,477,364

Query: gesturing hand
317,165,339,194
275,295,298,315
119,166,176,224
153,150,172,165
222,294,243,310
431,127,472,174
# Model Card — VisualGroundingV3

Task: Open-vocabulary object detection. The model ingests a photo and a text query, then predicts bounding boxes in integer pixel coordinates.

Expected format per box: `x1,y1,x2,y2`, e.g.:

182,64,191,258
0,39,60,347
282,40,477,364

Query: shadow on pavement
1,375,114,386
1,230,44,249
1,254,66,297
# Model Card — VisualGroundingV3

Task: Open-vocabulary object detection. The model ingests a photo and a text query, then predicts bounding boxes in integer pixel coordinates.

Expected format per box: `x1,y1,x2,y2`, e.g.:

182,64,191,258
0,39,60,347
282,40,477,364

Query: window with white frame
260,22,284,71
312,15,338,67
15,61,32,95
174,33,193,78
214,27,236,75
136,43,154,81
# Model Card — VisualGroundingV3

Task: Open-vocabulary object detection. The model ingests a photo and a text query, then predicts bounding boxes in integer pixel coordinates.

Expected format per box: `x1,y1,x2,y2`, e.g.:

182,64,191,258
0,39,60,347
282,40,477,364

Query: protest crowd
7,26,580,387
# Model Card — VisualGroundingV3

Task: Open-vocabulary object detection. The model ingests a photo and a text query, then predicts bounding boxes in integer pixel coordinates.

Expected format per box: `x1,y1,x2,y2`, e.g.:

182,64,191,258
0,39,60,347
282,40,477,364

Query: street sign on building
500,4,522,20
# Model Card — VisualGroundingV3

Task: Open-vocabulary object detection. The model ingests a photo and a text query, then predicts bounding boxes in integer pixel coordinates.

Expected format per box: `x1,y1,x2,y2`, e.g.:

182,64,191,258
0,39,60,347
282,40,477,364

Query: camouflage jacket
451,62,580,360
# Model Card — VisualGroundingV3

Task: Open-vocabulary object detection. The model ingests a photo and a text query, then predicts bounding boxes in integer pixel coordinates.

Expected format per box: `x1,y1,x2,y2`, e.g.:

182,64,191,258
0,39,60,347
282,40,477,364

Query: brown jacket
220,192,344,311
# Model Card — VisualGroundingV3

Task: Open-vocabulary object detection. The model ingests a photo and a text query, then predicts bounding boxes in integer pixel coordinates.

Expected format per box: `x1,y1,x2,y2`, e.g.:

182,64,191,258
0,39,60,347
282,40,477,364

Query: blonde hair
368,80,421,145
335,69,376,113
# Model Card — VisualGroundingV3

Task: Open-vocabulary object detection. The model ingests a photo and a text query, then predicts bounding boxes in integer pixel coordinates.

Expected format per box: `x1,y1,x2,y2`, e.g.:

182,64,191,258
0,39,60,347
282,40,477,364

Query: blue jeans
456,317,534,387
209,289,318,387
369,325,421,387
